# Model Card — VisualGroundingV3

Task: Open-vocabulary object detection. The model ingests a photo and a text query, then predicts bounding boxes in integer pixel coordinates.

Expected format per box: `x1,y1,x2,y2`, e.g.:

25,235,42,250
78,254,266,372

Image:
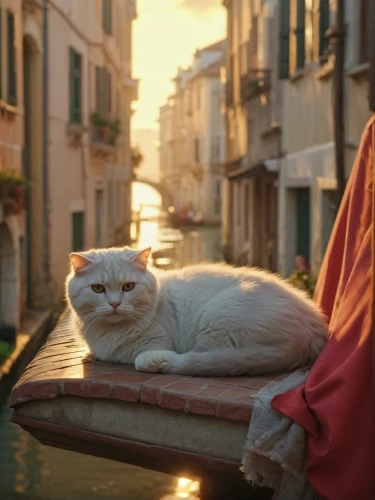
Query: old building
159,41,226,226
44,0,137,298
0,0,138,331
222,0,280,270
0,0,26,330
277,0,372,277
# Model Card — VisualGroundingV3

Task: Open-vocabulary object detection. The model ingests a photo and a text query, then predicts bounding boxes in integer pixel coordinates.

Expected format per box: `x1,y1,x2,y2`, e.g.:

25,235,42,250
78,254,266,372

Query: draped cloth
272,115,375,500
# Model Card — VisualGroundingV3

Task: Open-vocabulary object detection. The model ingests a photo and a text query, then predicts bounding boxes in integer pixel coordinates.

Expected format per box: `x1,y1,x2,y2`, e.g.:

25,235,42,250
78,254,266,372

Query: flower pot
12,185,25,209
99,126,110,144
0,182,14,200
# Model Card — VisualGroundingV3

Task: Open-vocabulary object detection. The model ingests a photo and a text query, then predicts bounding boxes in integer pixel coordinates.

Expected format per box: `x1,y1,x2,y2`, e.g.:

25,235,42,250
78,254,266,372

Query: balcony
241,69,271,102
89,111,121,159
123,75,139,102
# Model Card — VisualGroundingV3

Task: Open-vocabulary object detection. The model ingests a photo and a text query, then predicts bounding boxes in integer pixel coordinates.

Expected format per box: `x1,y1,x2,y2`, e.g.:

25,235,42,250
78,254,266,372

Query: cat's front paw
134,350,179,374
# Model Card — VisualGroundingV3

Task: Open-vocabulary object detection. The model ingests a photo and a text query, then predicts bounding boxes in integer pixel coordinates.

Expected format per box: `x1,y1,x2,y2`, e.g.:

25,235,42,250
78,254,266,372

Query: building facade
277,0,372,277
222,0,280,270
159,41,226,226
0,0,26,330
0,0,138,332
223,0,373,278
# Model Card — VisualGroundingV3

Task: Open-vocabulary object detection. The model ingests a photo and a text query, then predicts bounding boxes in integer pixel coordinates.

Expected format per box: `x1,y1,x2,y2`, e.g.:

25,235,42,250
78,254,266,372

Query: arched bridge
133,178,173,211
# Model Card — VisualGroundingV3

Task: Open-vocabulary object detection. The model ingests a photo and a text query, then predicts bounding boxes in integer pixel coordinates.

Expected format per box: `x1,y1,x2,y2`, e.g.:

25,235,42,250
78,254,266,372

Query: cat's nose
109,302,121,310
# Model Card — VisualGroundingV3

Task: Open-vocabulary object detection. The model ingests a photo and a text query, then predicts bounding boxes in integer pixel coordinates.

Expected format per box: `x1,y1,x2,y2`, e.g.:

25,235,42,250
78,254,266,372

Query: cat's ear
70,253,93,274
130,247,151,271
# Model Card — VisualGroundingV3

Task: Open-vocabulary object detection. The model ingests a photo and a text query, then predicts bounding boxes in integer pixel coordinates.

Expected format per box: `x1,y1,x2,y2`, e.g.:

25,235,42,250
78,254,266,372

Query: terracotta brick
64,380,90,398
216,402,252,423
217,387,252,401
188,395,217,416
163,380,206,393
158,390,189,411
31,381,60,400
112,384,140,403
90,381,112,399
197,384,230,398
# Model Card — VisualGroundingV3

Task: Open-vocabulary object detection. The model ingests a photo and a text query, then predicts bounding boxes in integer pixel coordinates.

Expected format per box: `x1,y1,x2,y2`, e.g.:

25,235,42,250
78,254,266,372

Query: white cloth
241,370,319,500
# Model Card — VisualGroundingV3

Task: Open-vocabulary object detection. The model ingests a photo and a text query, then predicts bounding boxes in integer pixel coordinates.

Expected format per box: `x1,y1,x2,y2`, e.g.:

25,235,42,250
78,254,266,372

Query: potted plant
90,110,110,143
289,255,317,298
109,118,121,145
0,170,28,214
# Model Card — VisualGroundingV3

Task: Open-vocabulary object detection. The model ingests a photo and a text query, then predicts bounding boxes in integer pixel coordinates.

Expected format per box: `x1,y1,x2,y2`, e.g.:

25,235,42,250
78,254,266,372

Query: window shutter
296,0,305,70
102,0,112,35
69,48,82,123
107,70,111,114
319,0,330,57
7,10,16,106
0,9,2,100
279,0,290,79
95,65,100,110
72,212,85,252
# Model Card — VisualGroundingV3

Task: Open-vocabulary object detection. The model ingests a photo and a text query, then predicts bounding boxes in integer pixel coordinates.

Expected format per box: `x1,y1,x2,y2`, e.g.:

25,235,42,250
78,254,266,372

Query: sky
132,0,226,131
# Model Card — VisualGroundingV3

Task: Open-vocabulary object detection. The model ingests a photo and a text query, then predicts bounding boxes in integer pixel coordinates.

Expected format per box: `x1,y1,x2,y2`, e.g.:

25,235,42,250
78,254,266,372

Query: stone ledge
0,309,57,406
10,314,289,423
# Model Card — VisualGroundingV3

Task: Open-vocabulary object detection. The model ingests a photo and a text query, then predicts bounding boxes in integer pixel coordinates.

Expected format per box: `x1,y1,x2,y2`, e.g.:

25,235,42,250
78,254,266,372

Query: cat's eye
91,284,105,293
122,282,135,292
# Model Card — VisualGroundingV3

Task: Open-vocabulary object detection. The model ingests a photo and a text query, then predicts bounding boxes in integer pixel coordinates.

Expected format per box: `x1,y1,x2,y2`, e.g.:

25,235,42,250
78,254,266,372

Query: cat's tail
168,341,324,377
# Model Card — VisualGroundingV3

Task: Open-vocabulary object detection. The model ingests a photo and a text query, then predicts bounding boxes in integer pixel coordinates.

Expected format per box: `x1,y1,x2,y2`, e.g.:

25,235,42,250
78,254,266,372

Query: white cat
66,247,328,377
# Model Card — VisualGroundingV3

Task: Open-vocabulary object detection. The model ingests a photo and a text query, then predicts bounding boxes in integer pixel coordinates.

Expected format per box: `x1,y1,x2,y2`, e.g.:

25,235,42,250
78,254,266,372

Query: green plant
0,170,28,186
289,255,317,298
109,118,121,136
90,110,108,128
131,145,144,169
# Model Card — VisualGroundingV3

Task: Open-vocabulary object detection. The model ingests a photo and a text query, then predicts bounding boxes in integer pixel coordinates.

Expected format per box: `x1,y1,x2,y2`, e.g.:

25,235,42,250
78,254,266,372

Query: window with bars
102,0,112,35
69,47,82,123
7,9,16,106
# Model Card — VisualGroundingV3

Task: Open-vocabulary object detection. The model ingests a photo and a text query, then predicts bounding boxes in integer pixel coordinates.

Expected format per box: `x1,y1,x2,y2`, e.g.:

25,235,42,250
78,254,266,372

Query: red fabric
272,115,375,500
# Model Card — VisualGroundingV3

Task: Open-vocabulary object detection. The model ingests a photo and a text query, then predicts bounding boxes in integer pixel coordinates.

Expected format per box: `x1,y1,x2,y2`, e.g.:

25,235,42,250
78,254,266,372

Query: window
69,47,82,124
95,190,105,247
250,16,258,69
196,84,200,109
279,0,290,79
7,10,16,105
0,9,2,100
295,0,306,70
194,137,200,163
244,183,250,241
359,0,370,64
318,0,330,59
95,66,111,114
214,180,221,216
72,212,85,252
102,0,112,34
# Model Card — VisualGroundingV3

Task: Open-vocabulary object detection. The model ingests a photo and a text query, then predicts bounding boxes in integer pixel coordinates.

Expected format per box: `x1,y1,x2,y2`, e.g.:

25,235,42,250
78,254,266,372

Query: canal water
0,183,221,500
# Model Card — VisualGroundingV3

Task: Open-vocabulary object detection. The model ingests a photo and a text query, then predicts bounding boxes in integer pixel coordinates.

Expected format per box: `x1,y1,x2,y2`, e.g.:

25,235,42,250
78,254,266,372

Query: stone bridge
133,178,173,211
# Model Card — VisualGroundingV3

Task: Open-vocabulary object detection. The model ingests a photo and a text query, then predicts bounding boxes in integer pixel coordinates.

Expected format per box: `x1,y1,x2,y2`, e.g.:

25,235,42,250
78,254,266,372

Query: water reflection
0,183,222,499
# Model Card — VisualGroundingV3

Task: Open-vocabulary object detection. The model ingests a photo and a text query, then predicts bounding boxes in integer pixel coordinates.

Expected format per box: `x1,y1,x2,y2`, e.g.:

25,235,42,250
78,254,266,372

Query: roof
198,39,226,54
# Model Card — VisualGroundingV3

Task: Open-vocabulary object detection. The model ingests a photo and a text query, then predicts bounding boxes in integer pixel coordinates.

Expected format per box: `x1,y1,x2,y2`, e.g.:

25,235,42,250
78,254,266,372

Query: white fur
66,247,328,377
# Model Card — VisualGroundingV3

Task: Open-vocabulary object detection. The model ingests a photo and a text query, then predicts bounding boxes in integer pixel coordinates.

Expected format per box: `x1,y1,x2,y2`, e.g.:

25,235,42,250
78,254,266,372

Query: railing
240,69,271,102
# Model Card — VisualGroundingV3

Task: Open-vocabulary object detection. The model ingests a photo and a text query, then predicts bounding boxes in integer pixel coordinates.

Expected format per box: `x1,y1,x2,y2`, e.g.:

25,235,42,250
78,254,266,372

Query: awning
227,158,280,180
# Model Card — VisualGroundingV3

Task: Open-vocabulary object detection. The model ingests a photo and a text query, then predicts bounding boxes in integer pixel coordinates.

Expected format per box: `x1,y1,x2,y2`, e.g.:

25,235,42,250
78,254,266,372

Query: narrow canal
0,183,222,500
